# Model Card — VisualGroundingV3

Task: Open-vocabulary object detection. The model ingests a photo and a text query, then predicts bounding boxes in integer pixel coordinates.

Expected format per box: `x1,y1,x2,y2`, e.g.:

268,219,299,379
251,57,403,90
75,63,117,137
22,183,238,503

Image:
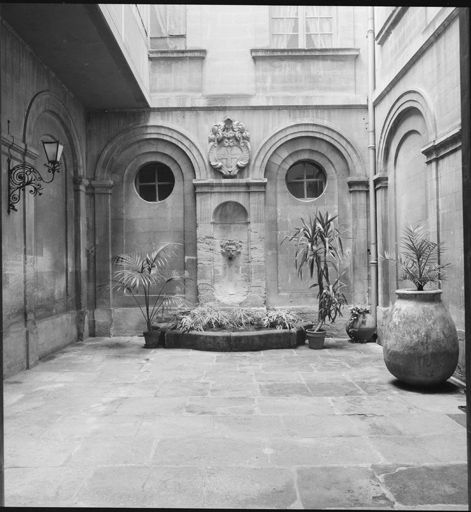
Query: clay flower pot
306,329,326,349
345,307,376,343
143,328,162,349
382,289,459,386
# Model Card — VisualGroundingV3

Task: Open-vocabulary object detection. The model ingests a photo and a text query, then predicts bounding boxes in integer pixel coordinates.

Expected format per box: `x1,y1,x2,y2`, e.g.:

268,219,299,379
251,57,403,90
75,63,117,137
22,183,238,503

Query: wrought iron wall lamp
7,139,64,214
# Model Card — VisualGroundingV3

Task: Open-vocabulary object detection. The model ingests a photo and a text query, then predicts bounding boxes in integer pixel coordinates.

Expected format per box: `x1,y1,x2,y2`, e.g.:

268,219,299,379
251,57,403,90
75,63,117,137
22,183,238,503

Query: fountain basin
165,326,307,351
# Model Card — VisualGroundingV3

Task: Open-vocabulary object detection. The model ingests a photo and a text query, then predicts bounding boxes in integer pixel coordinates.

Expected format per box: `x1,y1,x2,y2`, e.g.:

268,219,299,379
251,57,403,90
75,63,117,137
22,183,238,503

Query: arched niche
212,201,250,304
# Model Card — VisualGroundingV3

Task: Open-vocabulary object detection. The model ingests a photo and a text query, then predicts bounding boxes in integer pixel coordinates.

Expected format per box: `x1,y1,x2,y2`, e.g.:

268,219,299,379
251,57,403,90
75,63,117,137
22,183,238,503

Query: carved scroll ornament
208,116,251,177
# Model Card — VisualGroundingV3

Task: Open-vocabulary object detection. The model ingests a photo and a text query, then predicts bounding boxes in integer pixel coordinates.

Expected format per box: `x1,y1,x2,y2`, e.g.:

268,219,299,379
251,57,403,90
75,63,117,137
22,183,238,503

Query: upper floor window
149,4,187,50
271,6,333,49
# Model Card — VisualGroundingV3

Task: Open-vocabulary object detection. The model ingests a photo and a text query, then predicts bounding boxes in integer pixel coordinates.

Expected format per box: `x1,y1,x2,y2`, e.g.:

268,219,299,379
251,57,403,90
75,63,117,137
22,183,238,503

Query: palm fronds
381,224,449,291
105,244,189,331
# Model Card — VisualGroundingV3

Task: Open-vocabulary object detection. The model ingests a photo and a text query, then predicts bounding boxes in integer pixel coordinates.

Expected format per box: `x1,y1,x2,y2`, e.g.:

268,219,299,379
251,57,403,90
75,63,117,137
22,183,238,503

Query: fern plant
107,244,189,333
381,224,449,291
283,210,347,332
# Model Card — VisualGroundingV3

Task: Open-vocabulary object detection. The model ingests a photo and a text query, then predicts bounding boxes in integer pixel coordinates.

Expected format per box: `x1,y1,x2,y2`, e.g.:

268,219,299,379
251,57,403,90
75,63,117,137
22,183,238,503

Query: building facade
0,5,465,379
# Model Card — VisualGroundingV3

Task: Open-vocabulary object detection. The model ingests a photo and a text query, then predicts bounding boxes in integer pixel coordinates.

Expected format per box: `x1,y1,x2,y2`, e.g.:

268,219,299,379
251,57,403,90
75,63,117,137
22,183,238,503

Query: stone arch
251,120,366,180
23,91,84,176
377,88,437,174
213,201,249,224
95,124,206,181
375,89,436,307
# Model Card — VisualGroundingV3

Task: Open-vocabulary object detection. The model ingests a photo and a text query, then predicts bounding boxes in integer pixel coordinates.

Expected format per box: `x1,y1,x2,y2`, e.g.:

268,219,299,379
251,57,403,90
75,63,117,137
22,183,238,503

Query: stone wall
1,21,88,377
373,8,464,378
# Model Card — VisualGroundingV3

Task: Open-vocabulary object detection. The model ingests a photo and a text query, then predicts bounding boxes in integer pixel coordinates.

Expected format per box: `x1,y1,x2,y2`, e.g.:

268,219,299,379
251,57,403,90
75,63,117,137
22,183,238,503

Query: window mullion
299,5,306,48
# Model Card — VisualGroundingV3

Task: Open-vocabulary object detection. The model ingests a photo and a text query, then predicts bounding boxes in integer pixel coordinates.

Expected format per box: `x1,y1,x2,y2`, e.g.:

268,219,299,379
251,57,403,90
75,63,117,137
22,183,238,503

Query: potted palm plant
381,224,459,386
284,210,347,349
109,244,188,348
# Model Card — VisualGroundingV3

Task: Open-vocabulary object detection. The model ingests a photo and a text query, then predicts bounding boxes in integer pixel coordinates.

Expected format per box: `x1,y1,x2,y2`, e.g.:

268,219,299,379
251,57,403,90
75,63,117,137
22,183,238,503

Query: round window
135,163,175,202
285,161,326,199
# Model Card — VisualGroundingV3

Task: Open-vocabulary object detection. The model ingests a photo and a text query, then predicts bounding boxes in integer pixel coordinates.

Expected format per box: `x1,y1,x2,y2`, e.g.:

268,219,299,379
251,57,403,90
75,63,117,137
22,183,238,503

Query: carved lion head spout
220,240,242,261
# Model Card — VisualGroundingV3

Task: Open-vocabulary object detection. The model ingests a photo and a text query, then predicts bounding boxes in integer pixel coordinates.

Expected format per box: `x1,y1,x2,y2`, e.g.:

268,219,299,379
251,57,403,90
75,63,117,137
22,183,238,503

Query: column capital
373,173,388,190
90,180,114,194
347,176,369,193
73,176,91,192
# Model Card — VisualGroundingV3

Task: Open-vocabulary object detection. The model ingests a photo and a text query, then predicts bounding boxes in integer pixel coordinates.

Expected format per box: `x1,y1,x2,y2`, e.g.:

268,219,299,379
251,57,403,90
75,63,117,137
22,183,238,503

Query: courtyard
3,336,467,509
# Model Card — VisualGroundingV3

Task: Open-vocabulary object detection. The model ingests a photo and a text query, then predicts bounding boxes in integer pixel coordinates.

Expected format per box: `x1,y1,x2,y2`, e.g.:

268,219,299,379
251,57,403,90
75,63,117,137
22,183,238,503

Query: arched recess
261,124,367,307
376,89,436,306
94,131,199,334
24,91,84,175
95,124,206,181
21,91,87,356
252,120,366,180
377,89,437,174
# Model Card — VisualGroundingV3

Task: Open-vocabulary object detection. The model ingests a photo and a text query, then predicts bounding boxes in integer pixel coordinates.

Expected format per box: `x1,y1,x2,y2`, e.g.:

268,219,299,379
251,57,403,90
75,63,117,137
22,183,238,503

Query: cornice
251,48,360,60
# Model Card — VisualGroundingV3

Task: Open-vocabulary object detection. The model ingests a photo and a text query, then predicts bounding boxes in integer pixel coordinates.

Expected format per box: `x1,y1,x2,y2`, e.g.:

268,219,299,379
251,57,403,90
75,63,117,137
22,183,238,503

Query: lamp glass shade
42,140,64,165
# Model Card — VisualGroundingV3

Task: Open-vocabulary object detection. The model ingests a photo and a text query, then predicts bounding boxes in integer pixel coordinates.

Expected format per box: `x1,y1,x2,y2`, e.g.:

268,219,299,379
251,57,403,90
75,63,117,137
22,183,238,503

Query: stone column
73,176,90,340
245,179,267,306
374,174,389,306
347,177,369,304
90,180,113,336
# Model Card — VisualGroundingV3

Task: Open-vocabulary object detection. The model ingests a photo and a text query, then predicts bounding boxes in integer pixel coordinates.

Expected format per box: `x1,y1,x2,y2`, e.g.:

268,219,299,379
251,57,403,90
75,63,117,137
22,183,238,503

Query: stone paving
3,336,468,509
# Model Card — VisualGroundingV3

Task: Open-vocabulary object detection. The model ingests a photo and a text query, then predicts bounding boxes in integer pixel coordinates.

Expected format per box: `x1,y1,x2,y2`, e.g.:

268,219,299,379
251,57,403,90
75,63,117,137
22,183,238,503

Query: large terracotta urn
383,289,459,386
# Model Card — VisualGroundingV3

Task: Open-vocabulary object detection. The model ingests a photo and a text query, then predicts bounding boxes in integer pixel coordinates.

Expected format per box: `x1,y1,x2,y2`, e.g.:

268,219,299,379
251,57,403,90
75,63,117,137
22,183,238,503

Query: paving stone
156,379,211,397
40,413,143,439
253,371,304,383
303,378,365,397
368,435,442,464
75,466,205,508
114,396,188,416
269,437,383,466
209,382,260,397
398,393,466,414
5,435,82,468
389,411,466,436
257,396,337,416
151,436,271,466
417,434,467,463
379,464,468,506
282,413,380,438
64,436,157,466
186,397,257,415
137,415,215,438
297,466,394,509
331,395,414,415
212,415,286,438
5,467,91,507
258,382,312,397
204,467,298,508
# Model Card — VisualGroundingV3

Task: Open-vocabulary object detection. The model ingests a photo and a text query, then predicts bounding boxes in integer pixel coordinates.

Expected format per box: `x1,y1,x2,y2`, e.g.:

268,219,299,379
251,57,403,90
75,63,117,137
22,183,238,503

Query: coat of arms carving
208,116,251,177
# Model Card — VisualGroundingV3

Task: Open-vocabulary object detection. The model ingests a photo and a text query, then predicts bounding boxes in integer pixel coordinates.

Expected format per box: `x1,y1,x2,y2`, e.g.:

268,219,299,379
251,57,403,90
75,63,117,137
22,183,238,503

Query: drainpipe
367,7,378,323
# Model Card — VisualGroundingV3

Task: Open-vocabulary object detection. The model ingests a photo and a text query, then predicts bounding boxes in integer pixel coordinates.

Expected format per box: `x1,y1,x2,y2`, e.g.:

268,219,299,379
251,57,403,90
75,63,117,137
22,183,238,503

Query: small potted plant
284,210,347,349
345,305,375,343
108,244,188,348
381,224,459,386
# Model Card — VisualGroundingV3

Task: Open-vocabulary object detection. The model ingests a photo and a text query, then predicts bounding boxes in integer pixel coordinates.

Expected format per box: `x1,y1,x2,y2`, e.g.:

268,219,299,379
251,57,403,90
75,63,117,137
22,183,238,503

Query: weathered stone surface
151,436,271,466
204,467,298,508
379,464,468,506
297,466,393,509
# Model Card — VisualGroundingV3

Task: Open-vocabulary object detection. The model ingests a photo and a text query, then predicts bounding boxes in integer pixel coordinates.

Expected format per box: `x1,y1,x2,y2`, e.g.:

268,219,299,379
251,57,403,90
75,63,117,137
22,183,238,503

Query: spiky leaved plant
382,224,449,291
108,244,188,333
283,210,347,332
